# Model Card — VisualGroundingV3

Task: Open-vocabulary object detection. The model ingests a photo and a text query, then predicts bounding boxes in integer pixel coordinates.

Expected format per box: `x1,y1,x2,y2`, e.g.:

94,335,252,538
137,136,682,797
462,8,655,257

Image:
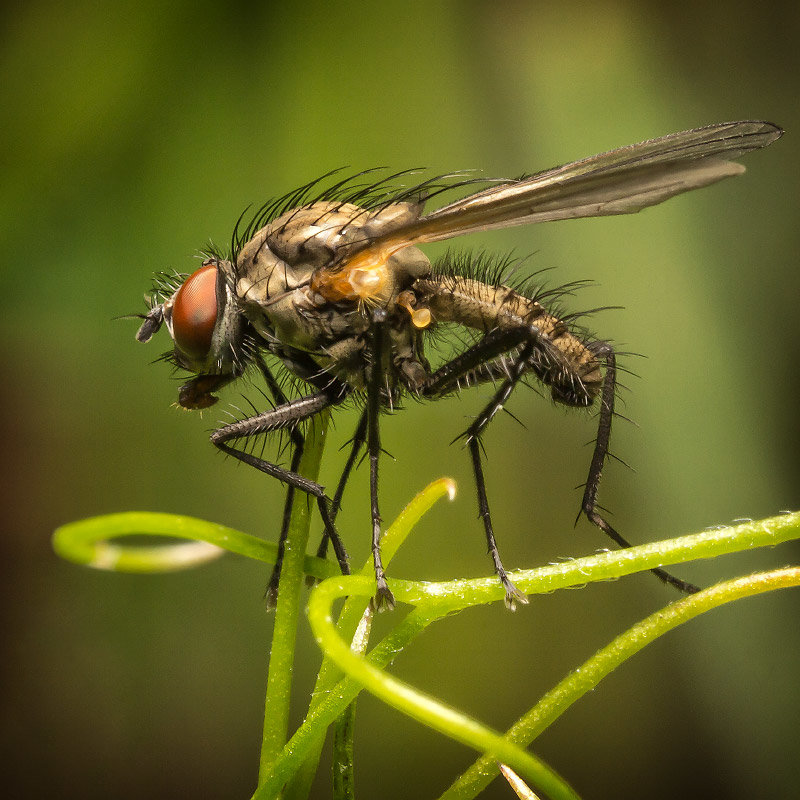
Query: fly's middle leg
254,357,306,606
460,337,538,609
367,309,394,609
315,408,369,562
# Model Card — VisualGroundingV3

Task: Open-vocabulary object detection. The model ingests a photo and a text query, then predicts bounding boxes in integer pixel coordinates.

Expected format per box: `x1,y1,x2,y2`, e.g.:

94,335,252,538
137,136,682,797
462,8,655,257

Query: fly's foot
370,576,396,612
499,573,528,611
264,567,281,610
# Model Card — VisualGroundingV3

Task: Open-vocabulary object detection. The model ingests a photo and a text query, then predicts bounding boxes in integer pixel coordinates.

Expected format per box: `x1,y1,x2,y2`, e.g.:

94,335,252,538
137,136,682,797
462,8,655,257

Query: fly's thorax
236,200,425,294
239,203,358,277
251,198,430,307
235,227,315,306
302,306,429,393
233,200,432,355
245,285,373,354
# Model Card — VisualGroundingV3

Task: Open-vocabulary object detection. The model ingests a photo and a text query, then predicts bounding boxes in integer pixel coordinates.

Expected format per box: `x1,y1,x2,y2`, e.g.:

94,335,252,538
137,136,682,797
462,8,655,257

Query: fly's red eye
172,263,218,361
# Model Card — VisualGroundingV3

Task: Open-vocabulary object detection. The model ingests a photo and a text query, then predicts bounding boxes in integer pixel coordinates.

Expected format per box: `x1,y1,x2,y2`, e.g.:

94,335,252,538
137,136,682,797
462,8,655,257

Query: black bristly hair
226,169,511,263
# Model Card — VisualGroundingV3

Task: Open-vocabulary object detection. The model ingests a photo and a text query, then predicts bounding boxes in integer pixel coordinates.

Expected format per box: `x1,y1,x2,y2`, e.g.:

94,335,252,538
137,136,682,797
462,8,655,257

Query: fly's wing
358,121,782,251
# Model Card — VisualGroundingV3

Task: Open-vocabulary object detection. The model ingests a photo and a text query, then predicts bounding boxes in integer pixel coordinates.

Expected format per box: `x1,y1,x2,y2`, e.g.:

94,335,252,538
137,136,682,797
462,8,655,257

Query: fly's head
136,258,248,409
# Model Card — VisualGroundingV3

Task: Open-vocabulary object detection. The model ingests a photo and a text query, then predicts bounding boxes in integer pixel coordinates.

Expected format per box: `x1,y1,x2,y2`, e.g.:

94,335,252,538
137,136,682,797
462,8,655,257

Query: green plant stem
258,412,330,783
53,507,799,591
53,493,799,800
252,603,443,800
438,566,800,799
332,701,357,800
281,478,456,800
302,512,800,800
391,511,800,610
51,512,341,579
307,575,581,800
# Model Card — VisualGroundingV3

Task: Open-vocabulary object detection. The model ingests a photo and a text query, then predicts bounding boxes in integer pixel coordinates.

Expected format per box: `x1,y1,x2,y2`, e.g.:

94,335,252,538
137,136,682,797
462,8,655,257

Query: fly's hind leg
423,326,547,609
580,342,700,594
459,339,537,610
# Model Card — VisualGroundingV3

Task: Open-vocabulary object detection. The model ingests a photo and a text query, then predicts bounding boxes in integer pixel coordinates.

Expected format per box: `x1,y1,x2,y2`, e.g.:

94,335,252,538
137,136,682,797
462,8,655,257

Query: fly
135,121,782,609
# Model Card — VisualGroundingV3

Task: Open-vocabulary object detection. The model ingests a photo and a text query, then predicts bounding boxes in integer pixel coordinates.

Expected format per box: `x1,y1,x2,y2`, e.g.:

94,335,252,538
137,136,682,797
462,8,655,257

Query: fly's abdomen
413,275,602,407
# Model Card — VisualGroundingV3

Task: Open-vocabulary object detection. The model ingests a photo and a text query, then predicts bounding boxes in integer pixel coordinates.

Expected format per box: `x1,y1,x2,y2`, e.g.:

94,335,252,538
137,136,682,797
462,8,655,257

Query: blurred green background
2,0,798,798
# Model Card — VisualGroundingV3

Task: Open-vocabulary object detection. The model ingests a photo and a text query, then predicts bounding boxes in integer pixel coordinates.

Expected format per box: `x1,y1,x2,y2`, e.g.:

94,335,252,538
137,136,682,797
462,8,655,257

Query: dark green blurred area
2,1,798,798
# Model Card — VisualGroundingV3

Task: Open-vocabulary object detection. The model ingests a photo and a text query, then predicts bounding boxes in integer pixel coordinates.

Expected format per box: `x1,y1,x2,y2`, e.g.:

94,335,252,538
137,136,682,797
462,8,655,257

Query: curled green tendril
53,484,799,800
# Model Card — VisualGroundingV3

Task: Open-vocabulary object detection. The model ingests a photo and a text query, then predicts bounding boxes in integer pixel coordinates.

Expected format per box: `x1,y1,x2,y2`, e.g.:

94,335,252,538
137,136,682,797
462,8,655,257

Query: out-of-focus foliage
2,1,797,798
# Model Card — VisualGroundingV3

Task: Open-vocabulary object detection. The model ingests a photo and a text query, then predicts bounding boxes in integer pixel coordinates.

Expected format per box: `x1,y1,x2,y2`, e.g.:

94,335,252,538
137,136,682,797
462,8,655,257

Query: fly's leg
580,343,700,594
461,339,538,609
423,325,552,609
421,326,533,396
210,384,352,596
424,320,698,597
367,309,394,609
315,409,369,561
254,357,306,606
305,409,368,590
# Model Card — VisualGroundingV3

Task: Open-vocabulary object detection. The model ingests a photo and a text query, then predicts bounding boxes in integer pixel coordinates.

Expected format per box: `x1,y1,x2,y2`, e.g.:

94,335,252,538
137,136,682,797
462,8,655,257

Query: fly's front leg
210,384,352,596
367,309,394,609
580,343,700,594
